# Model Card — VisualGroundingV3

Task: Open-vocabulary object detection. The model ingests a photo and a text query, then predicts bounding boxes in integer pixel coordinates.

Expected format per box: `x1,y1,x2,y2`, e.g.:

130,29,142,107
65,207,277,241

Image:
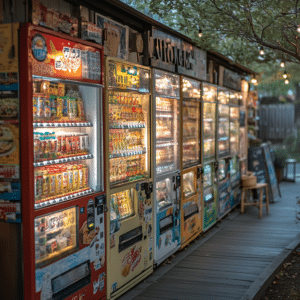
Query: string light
280,61,285,68
283,71,287,79
297,25,300,33
259,46,264,56
285,79,289,84
251,75,257,84
198,28,202,38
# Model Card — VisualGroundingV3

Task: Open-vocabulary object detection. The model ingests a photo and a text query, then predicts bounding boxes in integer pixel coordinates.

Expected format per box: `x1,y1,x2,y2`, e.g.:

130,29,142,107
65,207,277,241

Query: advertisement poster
0,23,19,73
30,30,101,82
95,13,128,60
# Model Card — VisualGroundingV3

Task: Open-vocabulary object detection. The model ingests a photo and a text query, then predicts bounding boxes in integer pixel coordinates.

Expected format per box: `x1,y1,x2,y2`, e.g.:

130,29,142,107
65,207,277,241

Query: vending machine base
217,180,231,220
203,201,217,232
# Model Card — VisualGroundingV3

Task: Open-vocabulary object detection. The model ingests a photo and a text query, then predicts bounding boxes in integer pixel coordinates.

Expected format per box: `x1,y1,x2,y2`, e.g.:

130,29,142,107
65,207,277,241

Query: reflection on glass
203,164,213,188
218,89,229,104
230,156,238,176
110,189,134,221
155,71,180,176
203,102,216,161
155,70,179,97
108,63,150,186
183,171,196,198
218,101,230,156
182,100,200,167
35,207,77,267
33,77,101,205
156,178,172,211
218,160,226,181
203,84,217,102
229,92,240,105
182,78,200,98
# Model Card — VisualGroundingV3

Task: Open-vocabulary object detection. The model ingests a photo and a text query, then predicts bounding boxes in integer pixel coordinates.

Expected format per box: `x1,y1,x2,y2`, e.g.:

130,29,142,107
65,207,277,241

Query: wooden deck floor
119,179,300,300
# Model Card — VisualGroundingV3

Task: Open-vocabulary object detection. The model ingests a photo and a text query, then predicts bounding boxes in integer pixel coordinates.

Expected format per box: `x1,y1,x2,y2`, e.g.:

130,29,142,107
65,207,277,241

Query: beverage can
82,165,88,188
67,165,73,191
55,171,62,195
72,166,79,191
50,96,57,118
57,97,63,119
78,165,83,189
44,96,51,118
62,168,69,192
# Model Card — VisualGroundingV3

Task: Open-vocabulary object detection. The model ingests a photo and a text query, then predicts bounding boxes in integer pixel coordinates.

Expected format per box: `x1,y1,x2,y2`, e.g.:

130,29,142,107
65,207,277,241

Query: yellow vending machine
105,58,154,300
180,77,202,248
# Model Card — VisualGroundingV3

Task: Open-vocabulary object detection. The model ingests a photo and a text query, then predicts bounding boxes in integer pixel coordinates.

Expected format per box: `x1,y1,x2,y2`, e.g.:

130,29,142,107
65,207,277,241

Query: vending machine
230,156,241,208
229,91,241,208
217,88,230,159
180,77,202,248
217,159,231,219
20,24,106,300
105,58,154,299
202,84,218,231
153,69,181,266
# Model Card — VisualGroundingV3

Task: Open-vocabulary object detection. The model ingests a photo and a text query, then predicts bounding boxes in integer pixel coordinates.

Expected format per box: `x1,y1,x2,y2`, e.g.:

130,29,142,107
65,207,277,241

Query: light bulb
297,25,300,33
198,28,202,38
283,71,287,79
280,61,285,68
251,77,257,84
285,79,289,84
259,46,264,56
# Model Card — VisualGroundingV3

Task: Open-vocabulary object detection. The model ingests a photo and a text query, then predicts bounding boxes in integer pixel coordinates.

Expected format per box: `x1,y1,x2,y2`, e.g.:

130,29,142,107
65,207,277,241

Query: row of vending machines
10,24,243,300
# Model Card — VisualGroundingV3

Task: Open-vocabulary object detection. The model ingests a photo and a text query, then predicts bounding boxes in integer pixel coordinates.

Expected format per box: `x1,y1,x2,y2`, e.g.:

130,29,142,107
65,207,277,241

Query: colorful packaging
62,96,69,117
79,135,85,152
37,96,44,119
57,97,63,118
33,96,38,120
62,168,68,192
58,83,65,97
44,97,51,118
55,171,62,195
61,135,66,154
77,99,85,120
72,166,79,191
82,165,88,188
41,81,50,94
50,137,57,158
57,136,61,153
67,166,73,191
49,172,56,196
66,136,73,154
35,171,43,200
84,134,89,150
42,171,50,198
50,96,57,118
78,165,83,189
68,97,77,120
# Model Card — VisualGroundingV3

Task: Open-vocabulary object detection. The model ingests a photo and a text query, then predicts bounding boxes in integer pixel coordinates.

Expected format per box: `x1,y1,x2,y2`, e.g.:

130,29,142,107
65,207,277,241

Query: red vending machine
19,24,106,300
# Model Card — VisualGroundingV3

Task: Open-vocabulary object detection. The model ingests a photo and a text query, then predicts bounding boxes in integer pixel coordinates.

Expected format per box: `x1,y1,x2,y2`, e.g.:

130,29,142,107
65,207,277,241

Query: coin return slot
119,226,143,252
184,203,199,221
159,214,173,235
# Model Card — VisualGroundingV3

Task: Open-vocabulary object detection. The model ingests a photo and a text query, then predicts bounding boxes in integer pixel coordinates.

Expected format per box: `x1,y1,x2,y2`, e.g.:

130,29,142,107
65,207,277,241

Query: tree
122,0,300,66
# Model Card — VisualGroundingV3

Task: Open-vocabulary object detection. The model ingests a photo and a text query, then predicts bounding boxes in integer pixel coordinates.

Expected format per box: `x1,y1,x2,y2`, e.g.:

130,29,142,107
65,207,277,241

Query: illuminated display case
155,70,180,175
35,207,78,268
182,77,201,168
182,171,196,199
110,189,134,221
107,60,150,186
156,178,172,211
203,84,217,163
217,88,230,158
33,77,102,208
230,91,240,156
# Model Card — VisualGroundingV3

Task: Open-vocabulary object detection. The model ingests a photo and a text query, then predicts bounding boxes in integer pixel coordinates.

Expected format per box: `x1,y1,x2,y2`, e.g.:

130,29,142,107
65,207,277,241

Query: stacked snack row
156,97,172,112
33,81,85,122
34,131,89,162
34,163,89,202
109,129,145,156
156,119,172,139
108,92,142,106
109,103,145,128
109,156,145,184
111,190,134,219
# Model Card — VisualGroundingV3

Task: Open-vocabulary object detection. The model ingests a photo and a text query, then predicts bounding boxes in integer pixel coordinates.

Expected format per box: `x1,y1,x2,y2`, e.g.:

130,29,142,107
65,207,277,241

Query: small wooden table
283,159,297,182
241,183,269,218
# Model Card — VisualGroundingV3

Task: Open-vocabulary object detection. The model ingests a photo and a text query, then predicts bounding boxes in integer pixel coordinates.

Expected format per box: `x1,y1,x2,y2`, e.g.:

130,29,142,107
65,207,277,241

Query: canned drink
82,165,88,188
50,96,57,118
62,168,69,192
42,171,50,198
79,134,85,152
55,172,62,195
84,134,89,150
57,97,63,119
49,172,56,196
78,165,83,189
61,135,66,154
72,166,79,191
67,165,73,191
44,97,51,118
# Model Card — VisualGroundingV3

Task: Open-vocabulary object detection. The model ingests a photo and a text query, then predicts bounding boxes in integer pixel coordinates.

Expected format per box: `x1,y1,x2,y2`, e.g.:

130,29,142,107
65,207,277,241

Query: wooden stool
241,183,269,218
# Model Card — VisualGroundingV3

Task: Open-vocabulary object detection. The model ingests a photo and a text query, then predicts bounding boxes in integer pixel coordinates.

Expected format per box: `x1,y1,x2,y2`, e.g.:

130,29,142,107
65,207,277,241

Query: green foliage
273,148,288,169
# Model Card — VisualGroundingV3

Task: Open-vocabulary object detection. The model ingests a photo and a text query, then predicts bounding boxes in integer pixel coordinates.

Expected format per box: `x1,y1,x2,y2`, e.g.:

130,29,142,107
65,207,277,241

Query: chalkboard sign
262,143,281,200
248,146,281,203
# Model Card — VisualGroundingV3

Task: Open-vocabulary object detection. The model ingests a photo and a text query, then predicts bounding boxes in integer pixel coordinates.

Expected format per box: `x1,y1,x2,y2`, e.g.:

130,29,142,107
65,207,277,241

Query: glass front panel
218,88,229,104
156,178,173,211
229,91,240,105
182,77,201,99
33,77,102,206
110,189,134,221
218,160,226,181
218,104,230,156
203,103,216,161
203,84,217,102
203,164,212,188
230,156,238,176
155,71,180,175
183,171,196,198
230,107,239,156
108,61,150,186
182,100,200,167
35,207,78,268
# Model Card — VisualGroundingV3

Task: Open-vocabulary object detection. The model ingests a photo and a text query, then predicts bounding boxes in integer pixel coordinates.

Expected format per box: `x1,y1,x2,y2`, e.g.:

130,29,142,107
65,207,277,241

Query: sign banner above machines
145,27,207,80
219,66,242,91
